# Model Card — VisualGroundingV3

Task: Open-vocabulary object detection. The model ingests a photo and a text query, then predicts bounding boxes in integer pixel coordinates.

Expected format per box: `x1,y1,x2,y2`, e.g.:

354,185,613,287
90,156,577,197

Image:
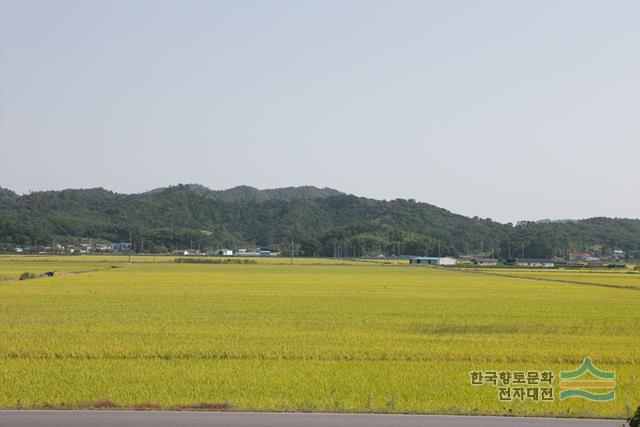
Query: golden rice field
473,267,640,290
0,255,638,418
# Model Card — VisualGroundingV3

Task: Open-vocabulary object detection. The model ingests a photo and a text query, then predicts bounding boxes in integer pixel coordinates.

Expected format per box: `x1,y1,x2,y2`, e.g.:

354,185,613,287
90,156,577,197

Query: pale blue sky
1,0,638,222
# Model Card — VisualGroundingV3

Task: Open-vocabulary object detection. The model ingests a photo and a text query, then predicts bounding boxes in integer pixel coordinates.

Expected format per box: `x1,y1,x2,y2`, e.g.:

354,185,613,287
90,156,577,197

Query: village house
515,259,555,268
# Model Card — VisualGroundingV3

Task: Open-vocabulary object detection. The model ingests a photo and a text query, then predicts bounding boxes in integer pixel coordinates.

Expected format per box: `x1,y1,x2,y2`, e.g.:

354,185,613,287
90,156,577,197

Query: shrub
629,405,640,427
606,263,626,269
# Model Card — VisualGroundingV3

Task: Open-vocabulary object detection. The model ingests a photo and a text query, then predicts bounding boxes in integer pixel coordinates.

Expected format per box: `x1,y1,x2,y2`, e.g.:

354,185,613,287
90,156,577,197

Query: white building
110,242,130,252
172,249,195,256
612,249,626,260
438,257,457,266
474,258,498,266
516,259,555,268
237,248,260,256
409,256,457,266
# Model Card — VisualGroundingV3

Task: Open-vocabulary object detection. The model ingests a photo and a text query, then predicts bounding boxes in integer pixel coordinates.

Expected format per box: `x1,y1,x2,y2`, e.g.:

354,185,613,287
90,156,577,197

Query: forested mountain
145,184,343,202
0,184,638,258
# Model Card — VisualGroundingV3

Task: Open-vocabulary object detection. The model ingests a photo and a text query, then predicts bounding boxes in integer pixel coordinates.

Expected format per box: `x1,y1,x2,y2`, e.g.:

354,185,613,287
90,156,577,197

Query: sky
1,0,638,223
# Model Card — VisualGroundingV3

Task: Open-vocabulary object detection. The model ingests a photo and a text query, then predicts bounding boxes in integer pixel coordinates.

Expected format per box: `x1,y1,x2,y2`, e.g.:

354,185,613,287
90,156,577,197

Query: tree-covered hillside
144,184,344,202
0,184,638,258
0,187,17,200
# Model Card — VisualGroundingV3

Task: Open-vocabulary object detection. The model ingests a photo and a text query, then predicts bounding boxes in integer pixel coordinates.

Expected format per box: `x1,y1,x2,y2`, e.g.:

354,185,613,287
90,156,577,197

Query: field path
450,267,640,291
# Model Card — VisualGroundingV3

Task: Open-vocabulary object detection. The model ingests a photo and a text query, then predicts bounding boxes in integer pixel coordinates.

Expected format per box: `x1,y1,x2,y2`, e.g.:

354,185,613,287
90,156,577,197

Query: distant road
0,411,625,427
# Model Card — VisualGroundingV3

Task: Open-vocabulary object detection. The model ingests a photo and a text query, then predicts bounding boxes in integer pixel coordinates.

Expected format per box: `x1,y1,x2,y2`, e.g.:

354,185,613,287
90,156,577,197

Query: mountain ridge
143,184,344,202
0,184,637,258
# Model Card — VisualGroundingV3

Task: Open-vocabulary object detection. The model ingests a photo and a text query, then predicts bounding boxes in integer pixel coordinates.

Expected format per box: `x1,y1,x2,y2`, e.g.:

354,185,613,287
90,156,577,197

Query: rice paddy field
472,267,640,290
0,255,638,418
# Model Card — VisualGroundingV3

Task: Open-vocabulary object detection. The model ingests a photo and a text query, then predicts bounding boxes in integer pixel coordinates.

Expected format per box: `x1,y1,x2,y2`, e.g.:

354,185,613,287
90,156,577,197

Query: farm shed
515,259,555,268
410,257,456,266
473,258,498,266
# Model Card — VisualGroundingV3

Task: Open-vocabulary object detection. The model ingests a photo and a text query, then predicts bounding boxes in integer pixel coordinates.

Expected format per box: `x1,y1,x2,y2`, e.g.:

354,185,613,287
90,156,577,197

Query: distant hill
0,184,638,258
145,184,344,202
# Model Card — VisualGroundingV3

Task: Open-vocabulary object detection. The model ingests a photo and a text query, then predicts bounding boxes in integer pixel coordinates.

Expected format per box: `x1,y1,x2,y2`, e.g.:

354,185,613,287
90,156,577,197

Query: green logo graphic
559,357,615,401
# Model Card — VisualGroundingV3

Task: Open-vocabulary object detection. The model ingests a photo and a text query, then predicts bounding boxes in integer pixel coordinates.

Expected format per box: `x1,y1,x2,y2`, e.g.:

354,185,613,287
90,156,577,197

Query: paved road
0,411,626,427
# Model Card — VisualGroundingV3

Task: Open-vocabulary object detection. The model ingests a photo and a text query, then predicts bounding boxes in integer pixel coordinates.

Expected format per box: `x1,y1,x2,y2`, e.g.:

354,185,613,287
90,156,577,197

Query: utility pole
291,239,294,265
438,240,441,258
521,243,525,260
128,230,132,263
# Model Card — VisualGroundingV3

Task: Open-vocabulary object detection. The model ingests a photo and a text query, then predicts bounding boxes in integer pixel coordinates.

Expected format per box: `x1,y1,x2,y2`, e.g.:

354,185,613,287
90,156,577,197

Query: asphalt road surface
0,411,626,427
